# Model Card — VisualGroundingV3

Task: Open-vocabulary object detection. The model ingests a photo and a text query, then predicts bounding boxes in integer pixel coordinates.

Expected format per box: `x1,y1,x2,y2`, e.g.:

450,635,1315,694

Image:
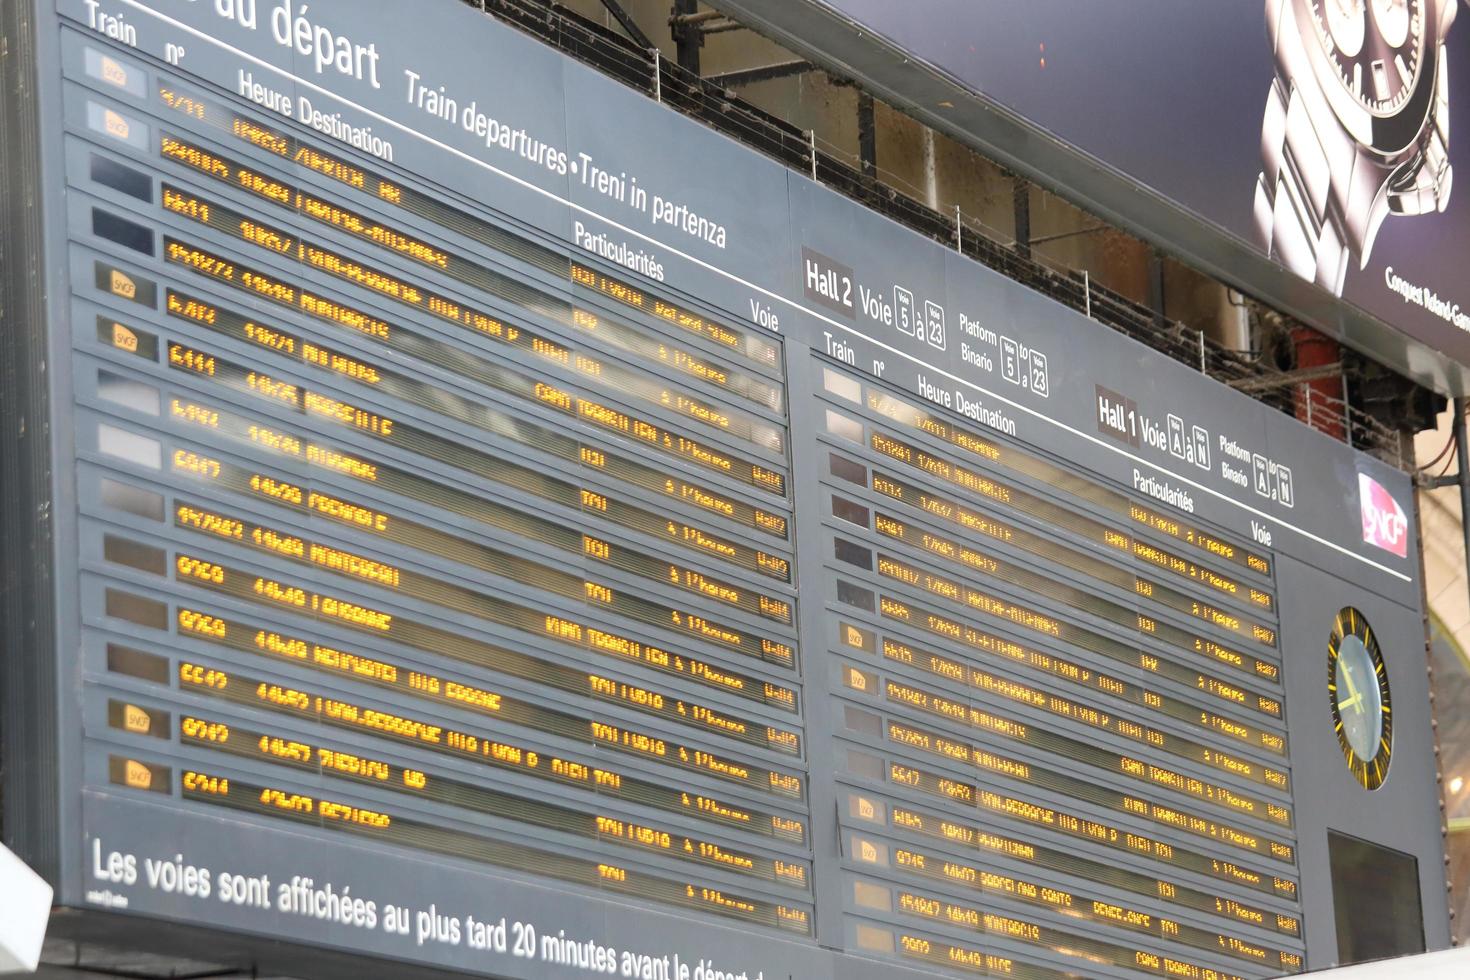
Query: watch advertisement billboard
716,0,1470,380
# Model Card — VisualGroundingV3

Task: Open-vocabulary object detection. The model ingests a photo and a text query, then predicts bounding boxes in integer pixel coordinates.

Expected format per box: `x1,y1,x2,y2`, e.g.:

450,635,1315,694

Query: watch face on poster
1254,0,1453,294
1308,0,1426,115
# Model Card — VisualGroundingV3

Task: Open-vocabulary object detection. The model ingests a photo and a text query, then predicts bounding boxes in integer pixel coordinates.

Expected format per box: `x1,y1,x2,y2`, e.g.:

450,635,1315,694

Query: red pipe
1292,326,1345,441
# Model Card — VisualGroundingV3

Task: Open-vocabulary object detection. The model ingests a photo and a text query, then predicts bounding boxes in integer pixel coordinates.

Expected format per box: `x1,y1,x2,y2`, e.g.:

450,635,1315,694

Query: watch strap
1254,75,1351,294
1387,54,1453,216
1256,12,1453,290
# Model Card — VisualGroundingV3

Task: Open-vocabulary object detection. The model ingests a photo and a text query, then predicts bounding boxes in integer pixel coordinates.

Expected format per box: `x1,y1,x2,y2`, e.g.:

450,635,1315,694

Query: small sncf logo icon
1359,473,1408,558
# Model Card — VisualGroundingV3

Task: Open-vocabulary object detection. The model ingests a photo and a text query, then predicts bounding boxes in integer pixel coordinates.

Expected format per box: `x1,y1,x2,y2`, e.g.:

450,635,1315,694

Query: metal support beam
857,90,877,179
598,0,655,51
671,0,702,75
1025,223,1108,248
705,59,815,88
1148,251,1166,330
1012,177,1030,259
1455,398,1470,592
1426,404,1470,596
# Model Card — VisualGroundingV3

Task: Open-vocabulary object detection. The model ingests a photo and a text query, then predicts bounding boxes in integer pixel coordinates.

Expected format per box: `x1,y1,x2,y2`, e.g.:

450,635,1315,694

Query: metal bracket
669,11,744,33
857,90,877,179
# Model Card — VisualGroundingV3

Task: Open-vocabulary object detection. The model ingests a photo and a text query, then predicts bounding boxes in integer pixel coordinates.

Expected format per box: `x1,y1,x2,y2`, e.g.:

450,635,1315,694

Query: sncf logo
1359,474,1408,559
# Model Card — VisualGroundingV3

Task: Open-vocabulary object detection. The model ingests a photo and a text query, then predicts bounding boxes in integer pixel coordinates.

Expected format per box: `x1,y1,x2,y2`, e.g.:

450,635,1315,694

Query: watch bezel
1293,0,1440,156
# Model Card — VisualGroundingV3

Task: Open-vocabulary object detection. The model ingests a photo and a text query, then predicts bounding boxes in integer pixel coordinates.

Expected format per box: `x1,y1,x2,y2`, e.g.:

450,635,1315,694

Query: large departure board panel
0,0,1450,977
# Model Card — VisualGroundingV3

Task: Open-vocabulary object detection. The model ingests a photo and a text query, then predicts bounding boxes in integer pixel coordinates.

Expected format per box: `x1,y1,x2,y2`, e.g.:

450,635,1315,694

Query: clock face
1308,0,1426,115
1328,607,1393,790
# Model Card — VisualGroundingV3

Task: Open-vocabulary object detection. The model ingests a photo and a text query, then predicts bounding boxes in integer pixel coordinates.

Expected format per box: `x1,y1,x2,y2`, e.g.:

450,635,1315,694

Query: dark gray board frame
0,0,1450,977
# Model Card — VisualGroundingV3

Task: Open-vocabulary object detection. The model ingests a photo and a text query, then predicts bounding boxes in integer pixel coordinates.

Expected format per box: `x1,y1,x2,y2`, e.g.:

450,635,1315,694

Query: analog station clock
1328,607,1394,790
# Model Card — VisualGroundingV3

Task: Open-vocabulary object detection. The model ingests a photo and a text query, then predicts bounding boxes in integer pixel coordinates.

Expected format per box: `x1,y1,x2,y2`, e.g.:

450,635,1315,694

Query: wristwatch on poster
1254,0,1456,296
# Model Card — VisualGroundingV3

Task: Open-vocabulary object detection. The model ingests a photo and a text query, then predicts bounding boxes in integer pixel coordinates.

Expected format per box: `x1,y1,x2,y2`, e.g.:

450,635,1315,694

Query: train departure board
0,1,1451,978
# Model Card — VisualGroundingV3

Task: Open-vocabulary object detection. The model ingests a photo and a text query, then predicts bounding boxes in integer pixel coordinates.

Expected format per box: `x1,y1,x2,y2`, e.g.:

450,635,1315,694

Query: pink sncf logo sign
1359,473,1408,559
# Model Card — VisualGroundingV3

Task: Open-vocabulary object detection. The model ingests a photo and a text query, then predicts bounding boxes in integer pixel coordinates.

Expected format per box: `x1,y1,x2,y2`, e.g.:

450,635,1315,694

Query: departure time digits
84,70,813,943
157,222,786,497
154,305,791,538
154,123,784,396
815,361,1302,971
178,769,811,934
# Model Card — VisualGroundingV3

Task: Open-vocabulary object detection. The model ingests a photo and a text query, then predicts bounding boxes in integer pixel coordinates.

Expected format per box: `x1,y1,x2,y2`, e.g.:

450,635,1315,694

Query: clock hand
1340,663,1366,715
